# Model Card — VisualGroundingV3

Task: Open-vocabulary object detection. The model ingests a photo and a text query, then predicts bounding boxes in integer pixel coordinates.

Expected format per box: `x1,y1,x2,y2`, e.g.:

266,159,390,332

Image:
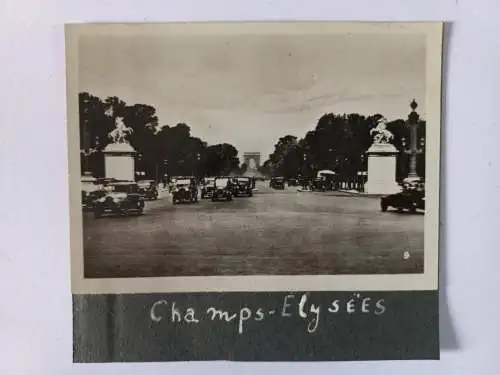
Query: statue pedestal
81,171,97,192
103,142,136,181
364,143,401,195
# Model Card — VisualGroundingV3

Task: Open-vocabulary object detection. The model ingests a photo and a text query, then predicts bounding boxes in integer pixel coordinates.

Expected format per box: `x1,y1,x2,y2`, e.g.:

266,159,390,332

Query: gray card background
74,291,438,362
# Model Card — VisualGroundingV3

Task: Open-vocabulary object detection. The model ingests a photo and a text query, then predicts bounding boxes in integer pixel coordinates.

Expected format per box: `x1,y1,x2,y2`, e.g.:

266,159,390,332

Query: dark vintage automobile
380,179,425,213
137,179,159,200
201,177,216,199
297,176,312,190
82,188,107,210
211,177,233,201
172,178,198,204
269,177,285,190
232,177,253,197
287,178,298,187
311,177,327,192
95,178,119,187
93,182,145,218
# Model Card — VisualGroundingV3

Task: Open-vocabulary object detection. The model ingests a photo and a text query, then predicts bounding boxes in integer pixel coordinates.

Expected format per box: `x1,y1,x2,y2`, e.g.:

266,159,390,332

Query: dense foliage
259,113,426,181
79,92,241,179
80,92,426,181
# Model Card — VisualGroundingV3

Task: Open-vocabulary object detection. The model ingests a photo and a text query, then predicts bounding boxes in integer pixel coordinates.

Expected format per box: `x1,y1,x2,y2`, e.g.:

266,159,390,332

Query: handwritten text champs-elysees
149,293,386,334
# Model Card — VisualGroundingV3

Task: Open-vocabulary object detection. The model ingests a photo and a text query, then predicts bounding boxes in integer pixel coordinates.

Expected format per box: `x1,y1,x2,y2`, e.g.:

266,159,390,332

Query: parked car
269,177,285,190
297,177,312,190
311,177,327,192
172,177,198,204
380,179,425,213
169,176,194,192
201,177,216,199
211,177,234,201
93,181,145,218
137,179,159,200
95,177,119,187
233,177,253,197
82,189,107,210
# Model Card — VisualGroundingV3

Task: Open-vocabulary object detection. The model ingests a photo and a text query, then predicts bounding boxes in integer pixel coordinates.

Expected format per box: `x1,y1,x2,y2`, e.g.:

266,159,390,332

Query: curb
296,189,386,198
334,190,386,198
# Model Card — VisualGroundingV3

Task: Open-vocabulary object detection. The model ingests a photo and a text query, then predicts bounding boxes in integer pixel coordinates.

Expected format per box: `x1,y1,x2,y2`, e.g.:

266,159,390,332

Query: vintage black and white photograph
67,22,442,294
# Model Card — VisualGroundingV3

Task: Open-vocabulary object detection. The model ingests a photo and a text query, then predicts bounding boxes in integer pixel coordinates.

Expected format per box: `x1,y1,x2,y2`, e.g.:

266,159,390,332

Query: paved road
83,181,424,278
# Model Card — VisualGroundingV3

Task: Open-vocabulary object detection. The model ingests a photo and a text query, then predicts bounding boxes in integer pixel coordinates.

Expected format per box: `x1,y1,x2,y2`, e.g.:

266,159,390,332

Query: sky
78,31,426,160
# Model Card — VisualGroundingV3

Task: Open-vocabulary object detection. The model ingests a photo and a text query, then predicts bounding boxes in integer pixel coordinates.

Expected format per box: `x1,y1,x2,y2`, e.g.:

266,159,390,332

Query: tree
240,163,248,174
79,92,113,150
204,143,240,176
266,135,298,176
79,93,113,177
258,159,273,177
122,104,159,179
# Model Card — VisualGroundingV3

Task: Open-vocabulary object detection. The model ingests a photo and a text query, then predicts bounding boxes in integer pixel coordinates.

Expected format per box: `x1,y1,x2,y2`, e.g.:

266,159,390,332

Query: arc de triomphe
243,152,261,171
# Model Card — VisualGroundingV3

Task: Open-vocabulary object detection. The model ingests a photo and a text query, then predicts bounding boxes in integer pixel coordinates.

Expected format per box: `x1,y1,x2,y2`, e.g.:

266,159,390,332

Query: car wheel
380,201,388,212
409,206,417,214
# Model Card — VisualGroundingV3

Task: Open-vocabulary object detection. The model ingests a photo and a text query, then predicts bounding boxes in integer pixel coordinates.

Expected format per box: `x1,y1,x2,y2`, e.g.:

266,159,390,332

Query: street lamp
193,152,201,178
136,153,143,179
404,99,424,179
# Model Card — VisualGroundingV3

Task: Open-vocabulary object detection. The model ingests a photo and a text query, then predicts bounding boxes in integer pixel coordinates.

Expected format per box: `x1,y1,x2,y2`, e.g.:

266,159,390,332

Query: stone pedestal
102,142,136,181
364,143,401,195
81,171,97,192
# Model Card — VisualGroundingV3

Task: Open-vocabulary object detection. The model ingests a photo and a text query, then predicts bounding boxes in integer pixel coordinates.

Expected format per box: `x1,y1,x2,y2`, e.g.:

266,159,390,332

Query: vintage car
211,177,234,201
380,179,425,213
93,181,145,218
95,177,118,186
137,179,159,200
232,177,253,197
201,177,216,199
269,177,285,190
172,177,198,204
311,177,327,192
82,189,107,210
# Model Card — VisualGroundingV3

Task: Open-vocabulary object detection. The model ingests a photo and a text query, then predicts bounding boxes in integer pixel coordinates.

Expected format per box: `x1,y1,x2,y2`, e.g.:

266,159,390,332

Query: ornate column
405,99,423,179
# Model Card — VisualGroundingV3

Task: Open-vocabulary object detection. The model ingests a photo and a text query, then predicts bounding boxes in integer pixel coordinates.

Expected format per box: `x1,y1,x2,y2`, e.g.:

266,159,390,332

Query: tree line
259,112,426,181
80,92,426,182
79,92,241,180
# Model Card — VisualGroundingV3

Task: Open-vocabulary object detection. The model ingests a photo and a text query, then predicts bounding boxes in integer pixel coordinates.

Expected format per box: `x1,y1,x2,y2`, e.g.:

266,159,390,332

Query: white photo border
66,21,443,294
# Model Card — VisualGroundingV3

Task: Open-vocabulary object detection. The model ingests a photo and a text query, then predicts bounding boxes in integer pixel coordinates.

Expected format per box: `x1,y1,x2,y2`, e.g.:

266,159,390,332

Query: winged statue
369,117,394,144
108,117,133,144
